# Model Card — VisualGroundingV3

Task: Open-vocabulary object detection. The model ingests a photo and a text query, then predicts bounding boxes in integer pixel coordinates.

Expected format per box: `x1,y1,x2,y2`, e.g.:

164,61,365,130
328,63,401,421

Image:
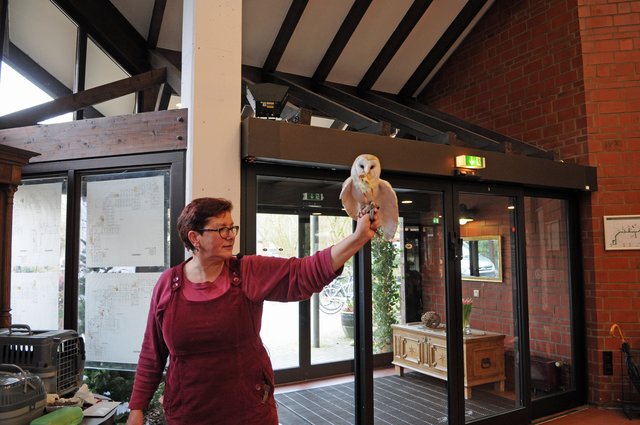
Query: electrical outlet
473,289,480,298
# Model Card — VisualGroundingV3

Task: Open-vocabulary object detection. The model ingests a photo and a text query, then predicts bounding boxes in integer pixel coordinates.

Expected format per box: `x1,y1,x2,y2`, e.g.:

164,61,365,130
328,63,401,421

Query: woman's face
192,211,236,261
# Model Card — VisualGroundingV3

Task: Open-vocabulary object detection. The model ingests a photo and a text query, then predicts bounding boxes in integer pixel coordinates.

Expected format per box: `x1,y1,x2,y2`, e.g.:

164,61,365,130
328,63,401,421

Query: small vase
463,322,472,335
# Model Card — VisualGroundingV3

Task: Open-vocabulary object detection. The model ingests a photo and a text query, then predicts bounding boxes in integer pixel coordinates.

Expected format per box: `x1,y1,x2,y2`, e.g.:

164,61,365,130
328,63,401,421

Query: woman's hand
355,206,380,242
330,207,380,272
126,409,144,425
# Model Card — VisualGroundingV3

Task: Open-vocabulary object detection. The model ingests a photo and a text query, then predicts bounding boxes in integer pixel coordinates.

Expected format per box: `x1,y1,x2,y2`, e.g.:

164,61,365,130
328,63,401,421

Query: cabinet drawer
467,345,504,379
429,338,448,374
394,334,422,367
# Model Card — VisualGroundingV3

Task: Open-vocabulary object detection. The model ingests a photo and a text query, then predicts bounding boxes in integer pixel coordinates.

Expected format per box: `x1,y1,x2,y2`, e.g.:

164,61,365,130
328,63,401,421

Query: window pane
525,197,574,398
311,215,354,364
459,193,522,420
258,213,300,369
11,177,67,329
79,169,170,369
0,62,72,124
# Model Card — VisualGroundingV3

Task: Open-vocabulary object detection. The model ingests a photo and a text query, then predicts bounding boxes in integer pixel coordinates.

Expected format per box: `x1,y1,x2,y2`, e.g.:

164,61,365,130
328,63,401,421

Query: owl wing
339,177,360,220
375,178,399,241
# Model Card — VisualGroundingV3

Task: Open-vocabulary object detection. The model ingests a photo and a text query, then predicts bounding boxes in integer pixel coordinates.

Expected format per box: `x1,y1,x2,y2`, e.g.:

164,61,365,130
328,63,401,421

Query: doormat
276,372,514,424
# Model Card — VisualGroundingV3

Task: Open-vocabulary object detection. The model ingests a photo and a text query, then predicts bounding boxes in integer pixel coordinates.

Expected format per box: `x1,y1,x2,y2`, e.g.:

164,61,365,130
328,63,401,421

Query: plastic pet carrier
0,364,47,425
0,324,85,397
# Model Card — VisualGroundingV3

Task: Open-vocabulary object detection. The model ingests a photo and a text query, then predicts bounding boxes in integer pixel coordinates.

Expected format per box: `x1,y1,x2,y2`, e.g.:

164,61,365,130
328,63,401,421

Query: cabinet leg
395,365,404,376
464,387,472,399
495,380,505,393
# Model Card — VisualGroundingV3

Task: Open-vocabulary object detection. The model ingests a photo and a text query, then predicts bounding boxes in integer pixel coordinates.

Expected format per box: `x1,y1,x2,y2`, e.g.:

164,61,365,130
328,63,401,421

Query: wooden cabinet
0,144,39,328
392,322,506,399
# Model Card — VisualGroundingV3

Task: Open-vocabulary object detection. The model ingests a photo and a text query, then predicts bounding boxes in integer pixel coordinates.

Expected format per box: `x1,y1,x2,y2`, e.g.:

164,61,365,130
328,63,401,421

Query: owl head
351,154,381,180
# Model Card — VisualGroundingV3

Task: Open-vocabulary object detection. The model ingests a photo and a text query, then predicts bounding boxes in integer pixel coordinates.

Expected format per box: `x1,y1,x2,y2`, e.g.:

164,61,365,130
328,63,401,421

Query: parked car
461,241,498,278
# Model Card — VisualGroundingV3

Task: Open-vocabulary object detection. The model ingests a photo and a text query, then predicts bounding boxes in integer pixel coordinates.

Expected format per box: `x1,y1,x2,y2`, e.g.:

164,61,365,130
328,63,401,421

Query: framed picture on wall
461,235,502,282
603,215,640,251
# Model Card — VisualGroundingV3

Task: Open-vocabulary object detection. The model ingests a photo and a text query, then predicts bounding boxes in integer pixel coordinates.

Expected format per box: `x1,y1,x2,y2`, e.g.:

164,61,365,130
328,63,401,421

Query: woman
127,197,380,424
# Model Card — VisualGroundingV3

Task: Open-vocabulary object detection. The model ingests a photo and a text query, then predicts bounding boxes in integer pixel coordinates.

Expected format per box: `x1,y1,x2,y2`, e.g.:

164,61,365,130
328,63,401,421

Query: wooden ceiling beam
357,0,433,92
4,42,102,119
0,68,166,129
147,0,167,49
403,0,492,99
263,0,308,73
51,0,149,75
312,0,372,82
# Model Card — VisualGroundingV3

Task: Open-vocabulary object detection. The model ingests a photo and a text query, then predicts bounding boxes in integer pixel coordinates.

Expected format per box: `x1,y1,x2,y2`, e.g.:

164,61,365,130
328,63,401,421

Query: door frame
242,162,586,424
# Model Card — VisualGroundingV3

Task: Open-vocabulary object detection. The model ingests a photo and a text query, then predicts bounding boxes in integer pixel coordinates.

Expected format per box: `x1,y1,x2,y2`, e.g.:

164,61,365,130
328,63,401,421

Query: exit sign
303,192,324,201
455,155,486,169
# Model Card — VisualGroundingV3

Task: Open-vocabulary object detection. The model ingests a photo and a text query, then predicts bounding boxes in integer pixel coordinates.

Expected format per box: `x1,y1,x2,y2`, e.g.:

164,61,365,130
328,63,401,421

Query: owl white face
352,154,381,180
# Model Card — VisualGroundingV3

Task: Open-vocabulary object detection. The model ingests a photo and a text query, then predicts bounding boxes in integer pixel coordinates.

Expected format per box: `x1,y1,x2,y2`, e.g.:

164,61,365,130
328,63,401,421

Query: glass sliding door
524,197,575,399
379,189,451,424
256,175,356,381
311,214,355,365
257,213,301,369
458,192,523,421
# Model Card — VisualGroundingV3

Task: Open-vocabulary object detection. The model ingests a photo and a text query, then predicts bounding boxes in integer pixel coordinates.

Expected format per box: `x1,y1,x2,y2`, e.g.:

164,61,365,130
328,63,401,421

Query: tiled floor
537,406,634,424
277,375,636,424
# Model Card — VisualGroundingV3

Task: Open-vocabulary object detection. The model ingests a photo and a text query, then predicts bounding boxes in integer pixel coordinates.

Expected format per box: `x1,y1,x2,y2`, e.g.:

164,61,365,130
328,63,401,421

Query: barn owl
339,154,399,241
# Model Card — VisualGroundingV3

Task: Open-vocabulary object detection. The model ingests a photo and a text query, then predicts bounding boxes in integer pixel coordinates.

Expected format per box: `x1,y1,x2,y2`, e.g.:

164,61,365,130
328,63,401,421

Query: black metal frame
21,151,185,330
241,156,587,425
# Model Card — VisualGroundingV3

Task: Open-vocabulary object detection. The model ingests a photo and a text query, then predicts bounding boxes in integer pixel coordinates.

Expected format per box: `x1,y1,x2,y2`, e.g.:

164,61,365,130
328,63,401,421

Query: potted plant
340,298,354,338
372,232,400,353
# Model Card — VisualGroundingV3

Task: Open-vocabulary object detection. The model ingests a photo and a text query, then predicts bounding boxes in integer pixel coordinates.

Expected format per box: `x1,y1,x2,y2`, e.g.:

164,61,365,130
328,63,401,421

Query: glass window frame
18,152,185,368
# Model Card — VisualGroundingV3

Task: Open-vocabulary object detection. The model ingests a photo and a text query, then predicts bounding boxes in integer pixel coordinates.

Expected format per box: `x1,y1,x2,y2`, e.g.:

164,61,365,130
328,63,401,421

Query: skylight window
0,61,72,124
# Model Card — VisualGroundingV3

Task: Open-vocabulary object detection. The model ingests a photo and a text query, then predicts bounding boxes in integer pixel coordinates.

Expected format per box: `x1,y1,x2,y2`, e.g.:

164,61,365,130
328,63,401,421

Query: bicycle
319,274,353,314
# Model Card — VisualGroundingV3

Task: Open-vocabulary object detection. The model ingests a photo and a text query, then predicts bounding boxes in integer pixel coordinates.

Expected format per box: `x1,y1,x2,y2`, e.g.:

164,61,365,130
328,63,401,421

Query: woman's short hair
177,197,233,251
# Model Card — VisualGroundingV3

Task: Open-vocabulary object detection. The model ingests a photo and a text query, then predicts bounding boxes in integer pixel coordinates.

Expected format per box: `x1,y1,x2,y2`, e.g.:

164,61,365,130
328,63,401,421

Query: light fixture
401,200,413,204
459,203,475,225
455,155,486,178
246,83,289,119
456,155,486,169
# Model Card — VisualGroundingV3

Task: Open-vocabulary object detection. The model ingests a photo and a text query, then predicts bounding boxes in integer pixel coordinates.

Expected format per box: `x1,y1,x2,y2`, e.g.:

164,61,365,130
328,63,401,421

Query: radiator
505,350,562,393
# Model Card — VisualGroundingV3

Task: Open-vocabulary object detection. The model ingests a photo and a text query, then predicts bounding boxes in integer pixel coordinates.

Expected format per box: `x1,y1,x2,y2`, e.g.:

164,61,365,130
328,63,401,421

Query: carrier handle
8,323,32,335
0,363,36,393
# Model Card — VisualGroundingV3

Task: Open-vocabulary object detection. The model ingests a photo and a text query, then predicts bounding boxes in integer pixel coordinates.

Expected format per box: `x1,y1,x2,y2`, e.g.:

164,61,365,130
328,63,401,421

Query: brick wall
420,0,640,405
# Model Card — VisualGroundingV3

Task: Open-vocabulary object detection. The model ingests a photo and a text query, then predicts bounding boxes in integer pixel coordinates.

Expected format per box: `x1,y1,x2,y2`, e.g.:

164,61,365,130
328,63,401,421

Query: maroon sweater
129,248,339,424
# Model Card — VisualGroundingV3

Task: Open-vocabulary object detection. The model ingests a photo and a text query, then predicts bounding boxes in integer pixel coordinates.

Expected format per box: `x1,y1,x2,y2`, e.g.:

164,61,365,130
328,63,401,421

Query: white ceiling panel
157,0,184,51
276,0,353,77
326,0,413,87
110,0,155,39
86,39,135,117
242,0,293,68
371,0,466,94
8,0,77,90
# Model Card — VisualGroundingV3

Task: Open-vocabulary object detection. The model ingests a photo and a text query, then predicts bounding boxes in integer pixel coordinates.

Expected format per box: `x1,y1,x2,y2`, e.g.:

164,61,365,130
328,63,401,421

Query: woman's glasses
198,226,240,238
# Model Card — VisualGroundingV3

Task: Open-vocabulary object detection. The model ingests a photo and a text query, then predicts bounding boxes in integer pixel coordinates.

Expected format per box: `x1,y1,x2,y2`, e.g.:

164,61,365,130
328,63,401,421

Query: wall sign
603,215,640,250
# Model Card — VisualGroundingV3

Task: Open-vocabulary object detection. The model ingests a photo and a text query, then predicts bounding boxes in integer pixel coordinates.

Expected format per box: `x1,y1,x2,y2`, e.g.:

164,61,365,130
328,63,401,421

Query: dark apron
160,266,277,424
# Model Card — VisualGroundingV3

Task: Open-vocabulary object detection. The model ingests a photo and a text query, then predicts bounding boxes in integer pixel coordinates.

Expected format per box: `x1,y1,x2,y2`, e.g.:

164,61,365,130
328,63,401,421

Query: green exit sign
456,155,486,169
303,192,324,201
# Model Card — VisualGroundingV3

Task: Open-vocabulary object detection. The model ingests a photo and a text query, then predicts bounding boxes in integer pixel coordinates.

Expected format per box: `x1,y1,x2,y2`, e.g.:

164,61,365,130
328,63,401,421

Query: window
11,152,185,370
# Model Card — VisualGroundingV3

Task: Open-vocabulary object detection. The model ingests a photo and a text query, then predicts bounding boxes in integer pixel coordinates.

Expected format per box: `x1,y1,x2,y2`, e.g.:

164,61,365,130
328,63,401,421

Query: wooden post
0,145,39,328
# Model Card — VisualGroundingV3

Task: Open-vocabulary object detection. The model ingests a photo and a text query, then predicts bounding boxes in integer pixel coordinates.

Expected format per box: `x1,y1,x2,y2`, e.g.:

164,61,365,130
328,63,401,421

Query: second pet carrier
0,324,85,396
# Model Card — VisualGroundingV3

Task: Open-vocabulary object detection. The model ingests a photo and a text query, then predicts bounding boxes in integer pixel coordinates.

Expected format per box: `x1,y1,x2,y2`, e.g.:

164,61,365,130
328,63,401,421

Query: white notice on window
86,176,165,267
84,272,161,364
12,182,63,268
11,272,60,330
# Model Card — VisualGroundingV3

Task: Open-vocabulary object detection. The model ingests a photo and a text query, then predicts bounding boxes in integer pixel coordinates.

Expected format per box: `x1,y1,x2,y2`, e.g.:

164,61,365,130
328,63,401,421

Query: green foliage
371,232,400,353
84,369,135,402
84,369,166,425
